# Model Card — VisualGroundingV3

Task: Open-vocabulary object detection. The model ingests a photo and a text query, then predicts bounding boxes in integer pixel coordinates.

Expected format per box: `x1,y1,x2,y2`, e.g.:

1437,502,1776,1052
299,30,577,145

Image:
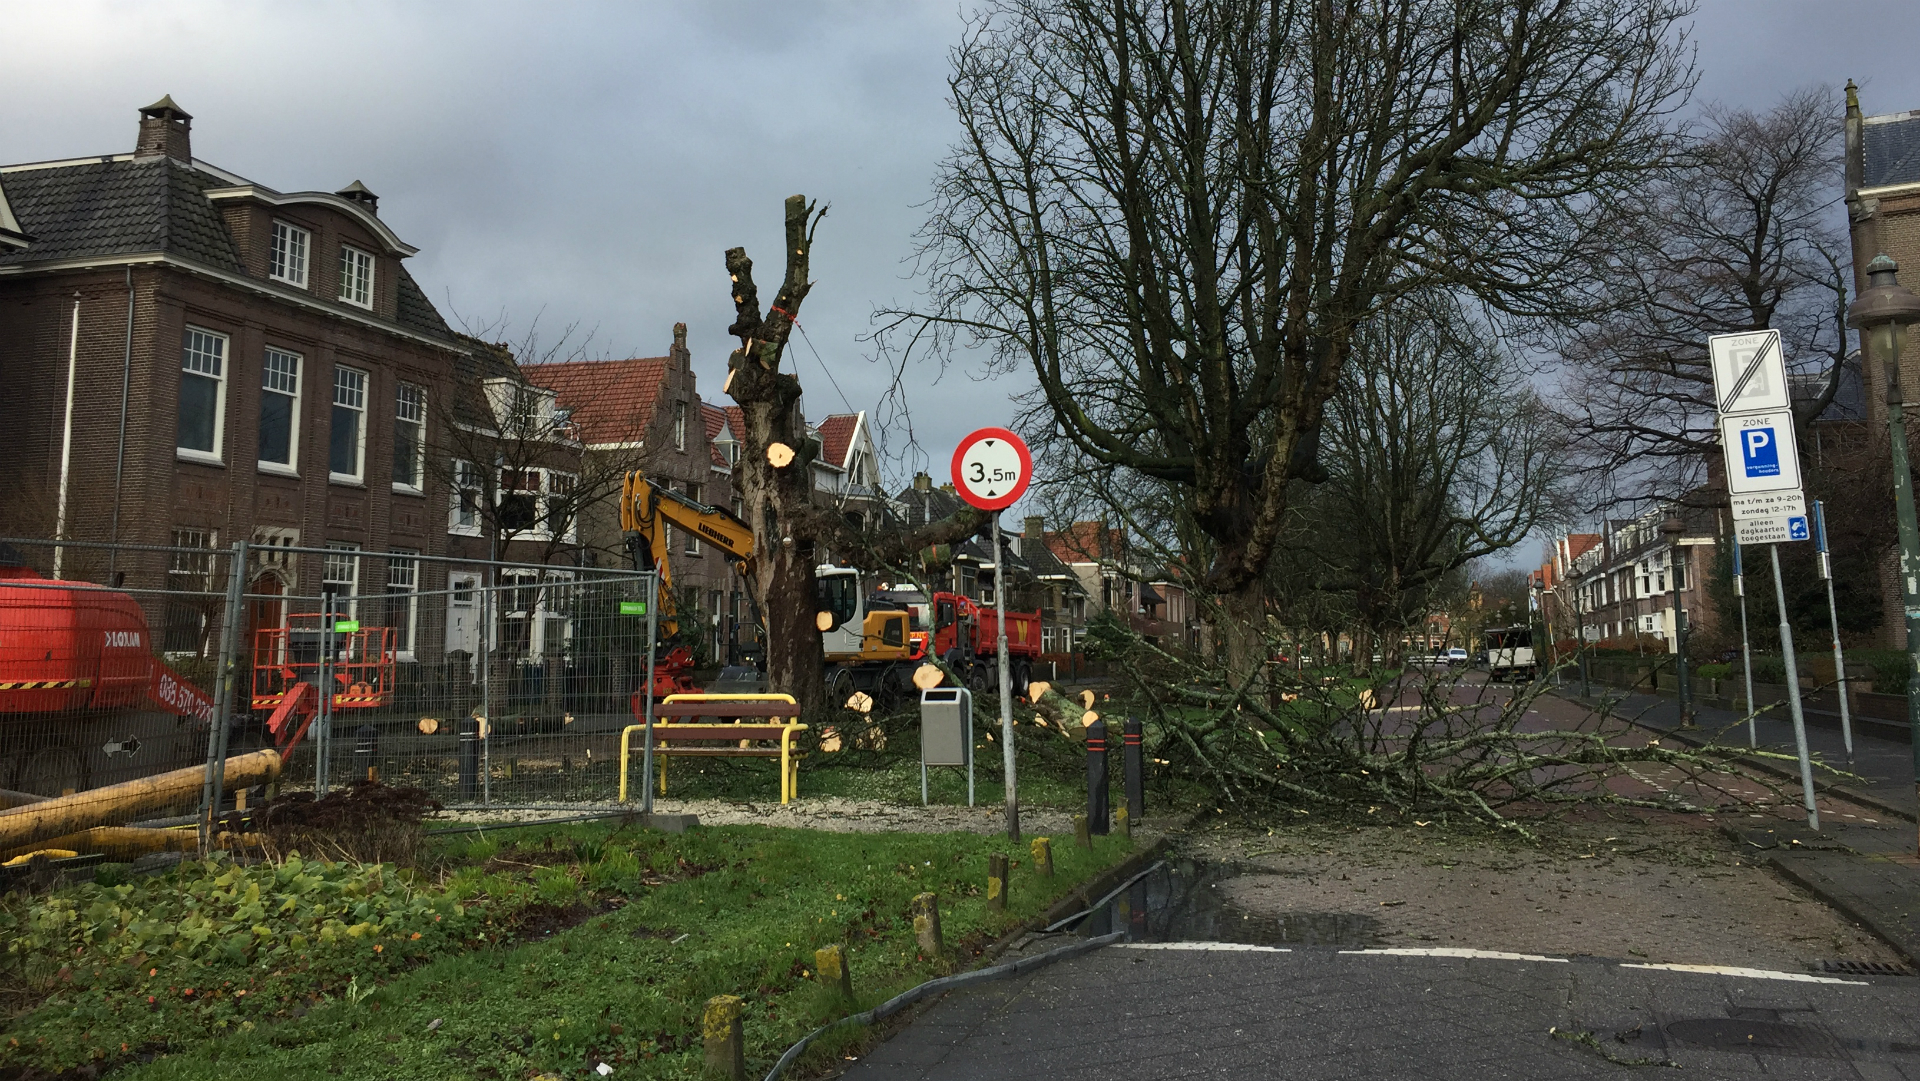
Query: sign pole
993,511,1018,841
1813,501,1854,767
1768,544,1820,830
1732,538,1757,748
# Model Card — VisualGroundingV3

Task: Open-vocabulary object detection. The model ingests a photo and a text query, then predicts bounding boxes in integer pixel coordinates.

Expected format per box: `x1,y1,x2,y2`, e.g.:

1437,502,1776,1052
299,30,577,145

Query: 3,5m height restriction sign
951,427,1033,511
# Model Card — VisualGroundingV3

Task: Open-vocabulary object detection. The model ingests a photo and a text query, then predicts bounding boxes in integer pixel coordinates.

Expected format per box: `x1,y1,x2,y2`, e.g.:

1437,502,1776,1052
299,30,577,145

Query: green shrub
1694,663,1733,681
1851,648,1912,692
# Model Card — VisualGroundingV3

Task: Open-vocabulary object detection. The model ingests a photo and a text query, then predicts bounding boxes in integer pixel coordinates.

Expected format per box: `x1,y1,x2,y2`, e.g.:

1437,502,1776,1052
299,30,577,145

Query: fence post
457,715,481,801
198,539,248,856
987,852,1008,911
1085,718,1109,835
640,571,660,815
316,589,336,795
1123,715,1144,822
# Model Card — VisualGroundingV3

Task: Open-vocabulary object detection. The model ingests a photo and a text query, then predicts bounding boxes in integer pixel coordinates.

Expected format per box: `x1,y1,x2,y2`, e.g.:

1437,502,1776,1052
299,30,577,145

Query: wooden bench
619,694,807,805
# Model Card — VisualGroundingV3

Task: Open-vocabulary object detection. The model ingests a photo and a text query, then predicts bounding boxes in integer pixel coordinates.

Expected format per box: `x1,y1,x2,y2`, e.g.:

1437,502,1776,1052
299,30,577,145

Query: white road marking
1619,963,1866,985
1341,948,1568,963
1118,942,1293,953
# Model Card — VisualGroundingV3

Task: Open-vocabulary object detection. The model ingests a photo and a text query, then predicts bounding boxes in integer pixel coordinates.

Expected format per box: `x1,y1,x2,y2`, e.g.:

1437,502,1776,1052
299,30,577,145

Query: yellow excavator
619,470,917,706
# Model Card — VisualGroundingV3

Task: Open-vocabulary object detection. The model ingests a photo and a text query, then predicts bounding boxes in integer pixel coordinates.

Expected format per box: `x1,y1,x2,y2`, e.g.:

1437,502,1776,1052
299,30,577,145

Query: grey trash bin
919,686,973,805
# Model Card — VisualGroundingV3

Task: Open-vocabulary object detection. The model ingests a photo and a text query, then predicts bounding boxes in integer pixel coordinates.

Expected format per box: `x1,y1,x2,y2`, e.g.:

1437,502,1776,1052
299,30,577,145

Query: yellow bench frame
619,693,807,805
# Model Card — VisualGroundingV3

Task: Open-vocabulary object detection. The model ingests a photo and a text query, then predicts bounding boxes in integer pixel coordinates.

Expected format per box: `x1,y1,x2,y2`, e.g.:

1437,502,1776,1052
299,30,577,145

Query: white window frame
269,220,310,287
683,483,702,555
450,459,484,536
386,551,419,661
323,542,361,623
337,244,374,309
392,382,426,493
258,346,302,474
493,467,578,542
546,470,577,542
330,365,368,484
674,400,687,451
176,326,228,463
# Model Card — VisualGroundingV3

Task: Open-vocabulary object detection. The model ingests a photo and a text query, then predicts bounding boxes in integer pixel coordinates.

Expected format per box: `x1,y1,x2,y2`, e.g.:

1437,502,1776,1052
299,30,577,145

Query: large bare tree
1558,88,1850,506
881,0,1692,670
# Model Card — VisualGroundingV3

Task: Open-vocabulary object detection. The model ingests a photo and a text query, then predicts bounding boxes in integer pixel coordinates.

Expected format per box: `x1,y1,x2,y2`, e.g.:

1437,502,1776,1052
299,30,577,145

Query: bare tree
1303,296,1564,665
1558,88,1849,507
881,0,1693,672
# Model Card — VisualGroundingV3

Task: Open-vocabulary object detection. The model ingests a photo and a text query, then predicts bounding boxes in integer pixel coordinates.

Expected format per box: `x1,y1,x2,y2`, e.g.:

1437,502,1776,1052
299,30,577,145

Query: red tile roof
816,413,859,470
723,406,746,444
1046,521,1123,564
702,402,730,468
524,357,670,445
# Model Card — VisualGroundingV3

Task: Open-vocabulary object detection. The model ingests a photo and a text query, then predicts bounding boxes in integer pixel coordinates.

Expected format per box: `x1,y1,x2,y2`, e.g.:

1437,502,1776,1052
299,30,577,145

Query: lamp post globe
1845,253,1920,855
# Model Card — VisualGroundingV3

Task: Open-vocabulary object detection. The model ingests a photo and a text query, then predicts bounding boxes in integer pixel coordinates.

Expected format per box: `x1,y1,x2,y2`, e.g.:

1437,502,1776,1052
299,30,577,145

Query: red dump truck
0,558,218,794
874,588,1043,694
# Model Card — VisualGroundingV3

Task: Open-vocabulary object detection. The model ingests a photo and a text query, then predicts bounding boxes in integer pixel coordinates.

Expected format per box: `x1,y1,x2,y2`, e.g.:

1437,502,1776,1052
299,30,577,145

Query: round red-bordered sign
951,427,1033,511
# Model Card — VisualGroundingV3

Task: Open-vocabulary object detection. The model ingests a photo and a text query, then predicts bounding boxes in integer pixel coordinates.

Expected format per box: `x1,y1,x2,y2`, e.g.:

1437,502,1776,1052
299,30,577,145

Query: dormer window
337,244,374,308
270,221,309,286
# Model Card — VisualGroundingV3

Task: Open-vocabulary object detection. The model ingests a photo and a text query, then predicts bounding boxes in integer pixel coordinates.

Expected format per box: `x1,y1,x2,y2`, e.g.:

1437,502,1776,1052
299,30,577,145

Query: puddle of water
1075,857,1383,948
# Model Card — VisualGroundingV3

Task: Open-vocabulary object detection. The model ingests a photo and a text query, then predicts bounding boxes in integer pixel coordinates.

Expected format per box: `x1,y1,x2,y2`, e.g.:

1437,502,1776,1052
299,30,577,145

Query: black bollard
353,724,379,783
1123,715,1144,822
457,716,480,800
1086,718,1109,835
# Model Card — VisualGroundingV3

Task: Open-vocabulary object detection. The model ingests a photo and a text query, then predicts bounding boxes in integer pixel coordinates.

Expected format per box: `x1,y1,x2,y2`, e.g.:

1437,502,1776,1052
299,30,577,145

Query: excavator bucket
264,681,319,761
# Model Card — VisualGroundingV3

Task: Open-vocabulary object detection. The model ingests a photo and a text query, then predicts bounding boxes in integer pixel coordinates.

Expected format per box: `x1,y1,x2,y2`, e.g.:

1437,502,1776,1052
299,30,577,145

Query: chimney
1024,515,1044,540
913,471,932,493
336,180,379,215
134,95,192,162
672,322,690,369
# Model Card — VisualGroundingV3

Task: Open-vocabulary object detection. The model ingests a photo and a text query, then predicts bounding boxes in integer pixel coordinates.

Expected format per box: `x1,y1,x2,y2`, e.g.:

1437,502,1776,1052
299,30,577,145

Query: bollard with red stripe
1085,718,1109,835
1123,715,1144,822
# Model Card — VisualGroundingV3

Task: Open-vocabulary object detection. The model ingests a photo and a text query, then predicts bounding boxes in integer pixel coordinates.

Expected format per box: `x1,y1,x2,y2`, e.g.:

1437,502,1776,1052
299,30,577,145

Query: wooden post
814,943,852,1000
911,892,943,956
1030,836,1053,878
1116,805,1131,840
1073,813,1091,849
987,852,1008,911
702,995,745,1080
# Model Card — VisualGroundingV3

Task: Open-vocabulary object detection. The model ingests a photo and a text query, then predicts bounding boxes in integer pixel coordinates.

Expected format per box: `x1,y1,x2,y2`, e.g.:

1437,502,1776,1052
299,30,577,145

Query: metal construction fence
0,535,661,832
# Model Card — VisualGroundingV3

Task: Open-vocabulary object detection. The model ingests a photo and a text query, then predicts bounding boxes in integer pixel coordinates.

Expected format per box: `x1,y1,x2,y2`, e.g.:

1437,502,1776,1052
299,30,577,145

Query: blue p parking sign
1742,426,1781,478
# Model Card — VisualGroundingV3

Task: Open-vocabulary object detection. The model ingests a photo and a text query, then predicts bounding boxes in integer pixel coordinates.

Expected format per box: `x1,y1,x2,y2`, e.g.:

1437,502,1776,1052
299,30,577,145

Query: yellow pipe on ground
0,750,282,855
0,825,200,864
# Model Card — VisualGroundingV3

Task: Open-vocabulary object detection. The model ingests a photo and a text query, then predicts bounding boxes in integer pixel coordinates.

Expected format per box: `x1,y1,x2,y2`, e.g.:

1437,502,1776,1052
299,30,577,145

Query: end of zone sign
951,427,1033,512
1718,410,1801,494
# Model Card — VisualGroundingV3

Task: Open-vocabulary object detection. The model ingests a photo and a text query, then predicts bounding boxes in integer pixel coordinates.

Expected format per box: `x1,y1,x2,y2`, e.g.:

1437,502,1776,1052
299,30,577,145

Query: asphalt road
844,942,1920,1080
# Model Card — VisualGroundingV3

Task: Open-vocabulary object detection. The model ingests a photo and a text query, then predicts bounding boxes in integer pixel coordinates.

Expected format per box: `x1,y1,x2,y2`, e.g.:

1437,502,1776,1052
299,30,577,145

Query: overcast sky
9,0,1920,530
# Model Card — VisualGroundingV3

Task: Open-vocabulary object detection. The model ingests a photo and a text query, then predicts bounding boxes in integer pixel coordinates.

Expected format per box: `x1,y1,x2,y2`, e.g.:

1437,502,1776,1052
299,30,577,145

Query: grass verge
2,820,1138,1080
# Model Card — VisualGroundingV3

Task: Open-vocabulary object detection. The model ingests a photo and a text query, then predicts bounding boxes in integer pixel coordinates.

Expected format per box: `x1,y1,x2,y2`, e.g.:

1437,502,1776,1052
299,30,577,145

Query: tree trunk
723,196,829,711
1216,580,1269,685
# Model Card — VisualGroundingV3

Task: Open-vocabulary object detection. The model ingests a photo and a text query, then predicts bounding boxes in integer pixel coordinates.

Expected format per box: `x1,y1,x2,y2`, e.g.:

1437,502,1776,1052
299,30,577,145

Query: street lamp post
1847,253,1920,857
1661,518,1692,727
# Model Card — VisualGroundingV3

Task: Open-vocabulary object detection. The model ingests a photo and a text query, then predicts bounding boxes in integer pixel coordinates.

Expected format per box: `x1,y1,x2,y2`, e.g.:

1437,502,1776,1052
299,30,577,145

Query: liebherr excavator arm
619,470,757,640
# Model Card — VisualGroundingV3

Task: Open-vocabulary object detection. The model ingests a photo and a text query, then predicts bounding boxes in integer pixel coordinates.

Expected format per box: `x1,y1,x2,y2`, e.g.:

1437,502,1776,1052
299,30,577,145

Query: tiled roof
0,155,461,347
525,357,671,446
702,402,731,468
0,157,242,271
723,406,746,444
1045,521,1122,564
816,413,860,470
395,265,454,339
893,483,969,529
449,335,522,428
1863,113,1920,189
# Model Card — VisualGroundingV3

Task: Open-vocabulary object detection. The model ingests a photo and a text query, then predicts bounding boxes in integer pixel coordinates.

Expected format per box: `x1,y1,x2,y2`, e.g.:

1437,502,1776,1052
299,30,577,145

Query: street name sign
1719,409,1803,494
1709,329,1789,414
1729,490,1807,522
951,427,1033,511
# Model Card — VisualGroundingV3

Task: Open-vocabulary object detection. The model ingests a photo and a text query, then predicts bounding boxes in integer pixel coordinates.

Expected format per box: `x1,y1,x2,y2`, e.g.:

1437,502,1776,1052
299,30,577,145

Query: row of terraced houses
0,97,1199,675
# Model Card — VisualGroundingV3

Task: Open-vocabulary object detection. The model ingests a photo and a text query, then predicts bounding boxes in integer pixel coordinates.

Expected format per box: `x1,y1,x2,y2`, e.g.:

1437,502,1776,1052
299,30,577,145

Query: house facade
0,97,466,660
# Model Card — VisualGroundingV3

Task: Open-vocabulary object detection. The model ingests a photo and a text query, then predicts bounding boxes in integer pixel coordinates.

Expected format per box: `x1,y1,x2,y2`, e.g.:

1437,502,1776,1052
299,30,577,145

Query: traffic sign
1709,329,1789,414
1729,490,1806,522
951,427,1033,511
1719,410,1802,494
1734,513,1810,546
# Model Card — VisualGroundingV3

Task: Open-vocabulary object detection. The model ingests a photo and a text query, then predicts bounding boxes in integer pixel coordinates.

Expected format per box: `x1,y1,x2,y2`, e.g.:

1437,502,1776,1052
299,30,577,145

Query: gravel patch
437,796,1181,838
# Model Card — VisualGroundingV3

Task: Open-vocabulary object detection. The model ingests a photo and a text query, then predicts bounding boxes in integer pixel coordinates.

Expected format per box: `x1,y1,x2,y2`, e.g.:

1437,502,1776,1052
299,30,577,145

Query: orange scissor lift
251,613,396,757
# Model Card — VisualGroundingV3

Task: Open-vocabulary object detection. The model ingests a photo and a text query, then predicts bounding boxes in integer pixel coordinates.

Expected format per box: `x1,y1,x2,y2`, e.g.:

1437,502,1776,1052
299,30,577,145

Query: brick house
1844,81,1920,648
0,96,466,659
525,328,749,665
